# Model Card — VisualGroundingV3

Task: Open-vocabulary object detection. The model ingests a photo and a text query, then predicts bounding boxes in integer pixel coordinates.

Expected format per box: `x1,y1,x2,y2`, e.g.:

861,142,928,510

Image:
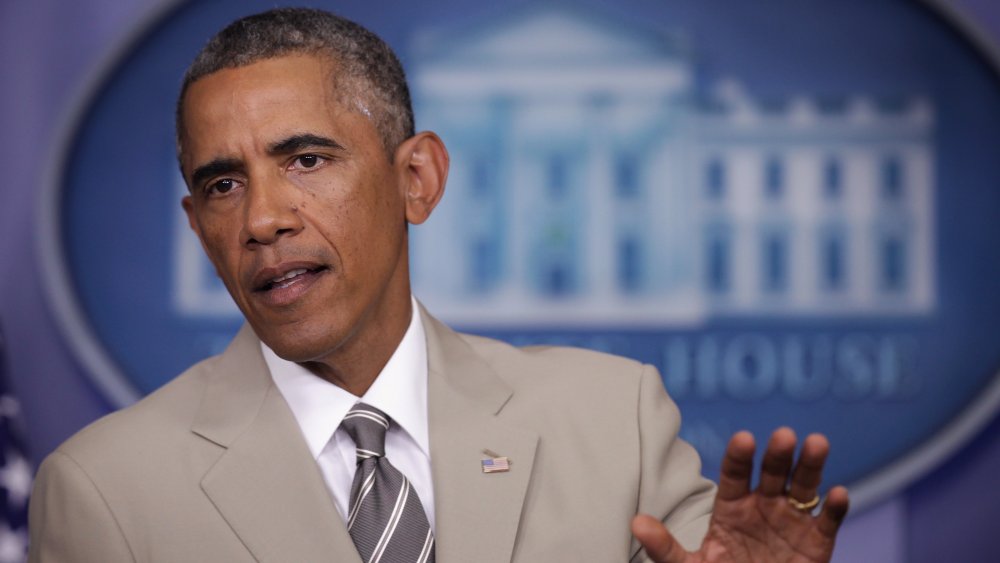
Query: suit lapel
189,311,538,562
423,308,539,563
192,325,361,563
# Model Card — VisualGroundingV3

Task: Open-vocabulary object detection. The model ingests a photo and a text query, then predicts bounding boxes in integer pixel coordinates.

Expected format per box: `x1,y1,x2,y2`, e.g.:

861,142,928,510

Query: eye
206,178,238,196
290,154,326,170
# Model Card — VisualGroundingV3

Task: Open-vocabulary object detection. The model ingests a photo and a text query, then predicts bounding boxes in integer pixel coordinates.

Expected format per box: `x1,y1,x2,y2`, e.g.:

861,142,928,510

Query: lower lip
255,269,327,307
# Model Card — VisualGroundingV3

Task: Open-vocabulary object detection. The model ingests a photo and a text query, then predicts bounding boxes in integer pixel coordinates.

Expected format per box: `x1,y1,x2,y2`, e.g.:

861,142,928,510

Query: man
28,8,847,562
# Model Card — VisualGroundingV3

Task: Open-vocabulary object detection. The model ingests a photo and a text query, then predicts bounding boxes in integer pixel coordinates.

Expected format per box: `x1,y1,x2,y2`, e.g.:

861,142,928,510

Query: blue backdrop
3,1,1000,561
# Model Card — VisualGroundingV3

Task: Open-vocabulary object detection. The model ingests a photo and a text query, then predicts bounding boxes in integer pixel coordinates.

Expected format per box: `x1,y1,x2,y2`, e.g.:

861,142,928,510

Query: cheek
300,171,381,226
196,222,241,276
296,166,404,258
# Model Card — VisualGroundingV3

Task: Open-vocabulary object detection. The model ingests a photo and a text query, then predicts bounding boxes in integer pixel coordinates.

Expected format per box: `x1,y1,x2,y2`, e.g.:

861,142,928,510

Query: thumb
631,514,690,563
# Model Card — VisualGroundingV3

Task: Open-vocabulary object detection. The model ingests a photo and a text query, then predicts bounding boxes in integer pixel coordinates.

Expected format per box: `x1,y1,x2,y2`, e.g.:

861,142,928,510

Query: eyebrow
189,158,244,191
268,133,345,155
188,134,346,190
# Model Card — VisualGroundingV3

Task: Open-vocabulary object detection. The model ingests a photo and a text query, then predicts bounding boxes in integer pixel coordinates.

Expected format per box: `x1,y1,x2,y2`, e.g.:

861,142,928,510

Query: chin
259,336,317,362
255,321,343,364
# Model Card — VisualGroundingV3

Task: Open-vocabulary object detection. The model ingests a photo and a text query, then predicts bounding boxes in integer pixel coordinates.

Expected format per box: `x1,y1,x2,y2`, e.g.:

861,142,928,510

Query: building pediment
413,2,685,66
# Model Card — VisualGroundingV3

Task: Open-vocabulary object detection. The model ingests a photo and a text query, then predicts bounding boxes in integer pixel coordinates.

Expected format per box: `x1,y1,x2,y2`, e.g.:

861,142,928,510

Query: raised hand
633,428,849,563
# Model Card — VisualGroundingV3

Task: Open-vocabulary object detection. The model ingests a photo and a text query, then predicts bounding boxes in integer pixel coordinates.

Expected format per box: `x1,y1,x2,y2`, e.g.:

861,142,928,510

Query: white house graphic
409,4,934,326
171,4,935,326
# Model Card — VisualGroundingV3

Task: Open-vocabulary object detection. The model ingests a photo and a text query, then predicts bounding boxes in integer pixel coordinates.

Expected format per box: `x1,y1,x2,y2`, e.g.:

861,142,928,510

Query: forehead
180,54,365,163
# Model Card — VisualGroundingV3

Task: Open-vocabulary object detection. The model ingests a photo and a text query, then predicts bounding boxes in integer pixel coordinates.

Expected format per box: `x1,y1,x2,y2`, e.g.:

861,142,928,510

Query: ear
394,131,449,225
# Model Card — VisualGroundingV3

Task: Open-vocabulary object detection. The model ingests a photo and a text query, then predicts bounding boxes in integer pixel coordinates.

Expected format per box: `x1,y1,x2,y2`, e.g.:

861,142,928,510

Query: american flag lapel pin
481,449,510,473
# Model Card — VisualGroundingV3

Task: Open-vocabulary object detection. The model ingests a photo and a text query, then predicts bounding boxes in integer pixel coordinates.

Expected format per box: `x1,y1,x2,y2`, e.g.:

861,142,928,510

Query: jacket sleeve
630,363,716,562
28,450,135,563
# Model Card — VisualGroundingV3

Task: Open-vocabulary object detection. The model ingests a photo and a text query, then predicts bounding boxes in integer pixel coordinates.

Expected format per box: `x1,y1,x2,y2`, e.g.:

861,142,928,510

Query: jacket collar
190,305,539,562
422,305,539,563
192,323,361,562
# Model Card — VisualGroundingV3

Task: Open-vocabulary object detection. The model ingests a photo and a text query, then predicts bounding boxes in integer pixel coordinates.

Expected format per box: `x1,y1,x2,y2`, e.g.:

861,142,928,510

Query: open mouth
257,266,329,292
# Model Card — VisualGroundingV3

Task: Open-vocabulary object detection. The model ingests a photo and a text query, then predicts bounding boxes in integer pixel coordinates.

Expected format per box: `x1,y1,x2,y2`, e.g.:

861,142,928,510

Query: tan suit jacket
29,309,714,562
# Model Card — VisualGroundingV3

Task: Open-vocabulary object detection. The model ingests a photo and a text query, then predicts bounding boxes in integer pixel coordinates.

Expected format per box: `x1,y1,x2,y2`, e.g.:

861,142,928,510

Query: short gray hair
175,7,414,162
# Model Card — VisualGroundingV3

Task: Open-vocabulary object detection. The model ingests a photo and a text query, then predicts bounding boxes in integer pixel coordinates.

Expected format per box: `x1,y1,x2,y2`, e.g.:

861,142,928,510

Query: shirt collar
264,296,429,460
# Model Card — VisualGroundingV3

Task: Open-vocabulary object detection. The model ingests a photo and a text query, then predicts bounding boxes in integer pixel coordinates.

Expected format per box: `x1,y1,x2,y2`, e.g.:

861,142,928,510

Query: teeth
271,268,308,284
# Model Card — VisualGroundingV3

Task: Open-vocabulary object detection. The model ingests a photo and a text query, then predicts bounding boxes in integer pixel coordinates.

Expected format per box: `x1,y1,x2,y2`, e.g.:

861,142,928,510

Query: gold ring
787,494,820,512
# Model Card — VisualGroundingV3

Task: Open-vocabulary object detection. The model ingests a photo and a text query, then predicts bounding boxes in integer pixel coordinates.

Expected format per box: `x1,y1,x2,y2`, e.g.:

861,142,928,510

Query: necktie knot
341,402,390,460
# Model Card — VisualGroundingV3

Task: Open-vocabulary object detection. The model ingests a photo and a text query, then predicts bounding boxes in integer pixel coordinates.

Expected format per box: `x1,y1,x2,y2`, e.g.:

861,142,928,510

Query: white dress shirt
264,298,435,530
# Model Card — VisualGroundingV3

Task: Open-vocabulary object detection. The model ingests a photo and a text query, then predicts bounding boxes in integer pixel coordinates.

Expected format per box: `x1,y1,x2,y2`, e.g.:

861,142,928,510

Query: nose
241,173,304,246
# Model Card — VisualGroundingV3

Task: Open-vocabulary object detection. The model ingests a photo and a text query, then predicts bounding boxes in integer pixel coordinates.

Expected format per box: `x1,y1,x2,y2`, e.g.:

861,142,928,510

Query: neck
300,290,413,397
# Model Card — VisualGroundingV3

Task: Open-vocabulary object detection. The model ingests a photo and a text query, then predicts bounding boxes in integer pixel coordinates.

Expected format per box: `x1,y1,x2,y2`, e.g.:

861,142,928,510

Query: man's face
180,54,412,365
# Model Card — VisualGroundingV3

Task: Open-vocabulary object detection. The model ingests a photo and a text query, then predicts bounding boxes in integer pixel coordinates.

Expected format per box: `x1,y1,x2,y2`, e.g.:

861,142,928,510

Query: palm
692,490,837,562
633,428,849,563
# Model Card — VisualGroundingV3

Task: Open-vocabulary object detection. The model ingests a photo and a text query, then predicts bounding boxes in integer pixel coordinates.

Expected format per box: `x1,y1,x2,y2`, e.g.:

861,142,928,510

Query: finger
631,514,689,563
717,430,755,501
787,433,829,504
756,427,797,497
816,486,850,538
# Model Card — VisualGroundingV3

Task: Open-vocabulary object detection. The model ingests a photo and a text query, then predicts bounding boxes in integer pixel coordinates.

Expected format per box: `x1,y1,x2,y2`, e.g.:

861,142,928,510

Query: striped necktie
341,403,435,563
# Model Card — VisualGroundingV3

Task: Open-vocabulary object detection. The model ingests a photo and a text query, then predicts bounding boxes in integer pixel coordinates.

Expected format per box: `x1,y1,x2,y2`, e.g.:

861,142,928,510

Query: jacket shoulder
458,331,647,385
454,332,655,419
53,354,220,468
